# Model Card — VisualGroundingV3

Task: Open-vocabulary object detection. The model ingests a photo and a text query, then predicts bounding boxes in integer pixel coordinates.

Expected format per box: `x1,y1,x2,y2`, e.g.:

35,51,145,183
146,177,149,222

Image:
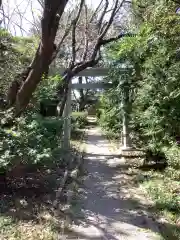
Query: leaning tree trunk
6,0,68,116
15,44,53,115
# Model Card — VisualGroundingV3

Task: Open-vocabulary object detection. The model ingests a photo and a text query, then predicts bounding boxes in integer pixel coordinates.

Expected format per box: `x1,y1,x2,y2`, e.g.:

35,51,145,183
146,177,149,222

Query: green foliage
98,91,122,133
144,179,179,214
101,0,180,165
141,172,180,235
163,146,180,170
0,114,63,170
71,111,88,129
0,72,65,171
35,75,62,103
0,29,37,93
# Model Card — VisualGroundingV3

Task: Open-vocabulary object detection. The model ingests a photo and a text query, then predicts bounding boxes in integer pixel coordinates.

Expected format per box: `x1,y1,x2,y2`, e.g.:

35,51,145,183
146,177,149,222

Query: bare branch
1,5,7,29
1,13,29,35
72,0,84,64
5,0,26,32
99,0,123,38
100,32,136,45
52,24,72,61
97,0,109,33
82,4,89,61
15,0,31,35
37,0,44,8
89,0,103,23
90,0,125,60
72,57,100,76
30,1,41,35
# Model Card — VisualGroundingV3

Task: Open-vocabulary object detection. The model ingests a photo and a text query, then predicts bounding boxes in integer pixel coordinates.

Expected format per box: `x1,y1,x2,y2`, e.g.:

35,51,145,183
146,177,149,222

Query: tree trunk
15,44,53,114
78,76,86,111
6,0,68,116
79,101,86,111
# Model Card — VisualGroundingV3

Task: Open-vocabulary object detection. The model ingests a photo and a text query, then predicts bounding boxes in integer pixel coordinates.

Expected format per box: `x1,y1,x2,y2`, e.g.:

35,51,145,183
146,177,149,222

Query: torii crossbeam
61,67,131,151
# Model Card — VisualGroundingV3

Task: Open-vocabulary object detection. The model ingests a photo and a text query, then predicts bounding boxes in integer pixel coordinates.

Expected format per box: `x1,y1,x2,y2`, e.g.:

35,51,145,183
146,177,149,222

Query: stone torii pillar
63,81,72,149
121,77,132,151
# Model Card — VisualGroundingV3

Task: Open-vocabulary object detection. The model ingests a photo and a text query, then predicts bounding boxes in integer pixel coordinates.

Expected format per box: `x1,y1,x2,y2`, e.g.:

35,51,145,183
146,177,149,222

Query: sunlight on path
64,123,161,240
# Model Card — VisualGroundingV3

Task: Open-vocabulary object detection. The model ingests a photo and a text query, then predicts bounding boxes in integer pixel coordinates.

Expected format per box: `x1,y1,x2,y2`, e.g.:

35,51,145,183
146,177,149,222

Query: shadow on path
65,126,171,240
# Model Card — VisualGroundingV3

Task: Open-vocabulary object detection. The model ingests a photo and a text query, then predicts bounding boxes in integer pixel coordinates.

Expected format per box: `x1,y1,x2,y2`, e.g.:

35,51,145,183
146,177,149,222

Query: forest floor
63,118,171,240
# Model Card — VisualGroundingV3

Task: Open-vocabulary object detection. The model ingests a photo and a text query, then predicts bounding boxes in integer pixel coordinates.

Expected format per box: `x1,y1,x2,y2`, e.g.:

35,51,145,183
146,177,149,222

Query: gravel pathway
65,126,162,240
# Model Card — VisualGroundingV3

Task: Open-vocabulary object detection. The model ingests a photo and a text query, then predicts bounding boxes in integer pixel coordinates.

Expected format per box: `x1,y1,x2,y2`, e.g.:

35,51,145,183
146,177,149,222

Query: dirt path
64,125,162,240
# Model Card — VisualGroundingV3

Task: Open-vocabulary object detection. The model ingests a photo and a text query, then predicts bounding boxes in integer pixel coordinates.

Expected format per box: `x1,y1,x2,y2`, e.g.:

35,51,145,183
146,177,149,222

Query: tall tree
6,0,68,116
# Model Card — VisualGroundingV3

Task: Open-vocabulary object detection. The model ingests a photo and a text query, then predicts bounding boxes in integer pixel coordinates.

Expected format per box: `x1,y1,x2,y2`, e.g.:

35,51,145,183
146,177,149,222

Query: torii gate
59,67,131,151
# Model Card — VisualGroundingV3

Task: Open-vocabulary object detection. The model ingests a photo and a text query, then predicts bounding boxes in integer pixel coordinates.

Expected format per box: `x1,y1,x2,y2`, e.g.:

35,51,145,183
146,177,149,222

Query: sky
0,0,101,36
0,0,42,35
0,0,124,36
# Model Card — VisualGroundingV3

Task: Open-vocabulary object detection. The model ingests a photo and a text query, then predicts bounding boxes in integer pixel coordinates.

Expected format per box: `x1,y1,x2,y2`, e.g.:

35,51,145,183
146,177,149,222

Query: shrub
163,145,180,170
0,29,37,94
97,90,123,134
0,114,63,172
143,178,180,217
71,111,88,129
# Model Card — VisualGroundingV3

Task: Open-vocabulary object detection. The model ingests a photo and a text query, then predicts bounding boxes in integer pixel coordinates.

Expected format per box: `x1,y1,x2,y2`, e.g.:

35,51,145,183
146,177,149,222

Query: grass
0,215,59,240
135,168,180,239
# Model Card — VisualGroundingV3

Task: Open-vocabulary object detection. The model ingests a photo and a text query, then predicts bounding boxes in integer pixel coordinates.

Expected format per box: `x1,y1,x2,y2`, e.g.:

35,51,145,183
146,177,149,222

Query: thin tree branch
90,0,125,60
1,13,29,34
89,0,103,23
99,0,123,38
37,0,44,8
100,32,136,45
1,5,7,29
97,0,109,33
72,0,84,64
82,3,89,61
5,0,25,31
30,1,41,35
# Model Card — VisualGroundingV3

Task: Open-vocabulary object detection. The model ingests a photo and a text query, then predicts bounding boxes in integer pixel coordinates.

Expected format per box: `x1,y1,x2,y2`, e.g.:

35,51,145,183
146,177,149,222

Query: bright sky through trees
0,0,103,36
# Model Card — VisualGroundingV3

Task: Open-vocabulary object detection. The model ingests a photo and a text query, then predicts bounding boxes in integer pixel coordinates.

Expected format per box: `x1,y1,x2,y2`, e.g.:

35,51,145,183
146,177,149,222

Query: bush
0,29,37,94
163,146,180,170
0,114,63,172
71,111,88,129
143,178,180,218
97,90,123,134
